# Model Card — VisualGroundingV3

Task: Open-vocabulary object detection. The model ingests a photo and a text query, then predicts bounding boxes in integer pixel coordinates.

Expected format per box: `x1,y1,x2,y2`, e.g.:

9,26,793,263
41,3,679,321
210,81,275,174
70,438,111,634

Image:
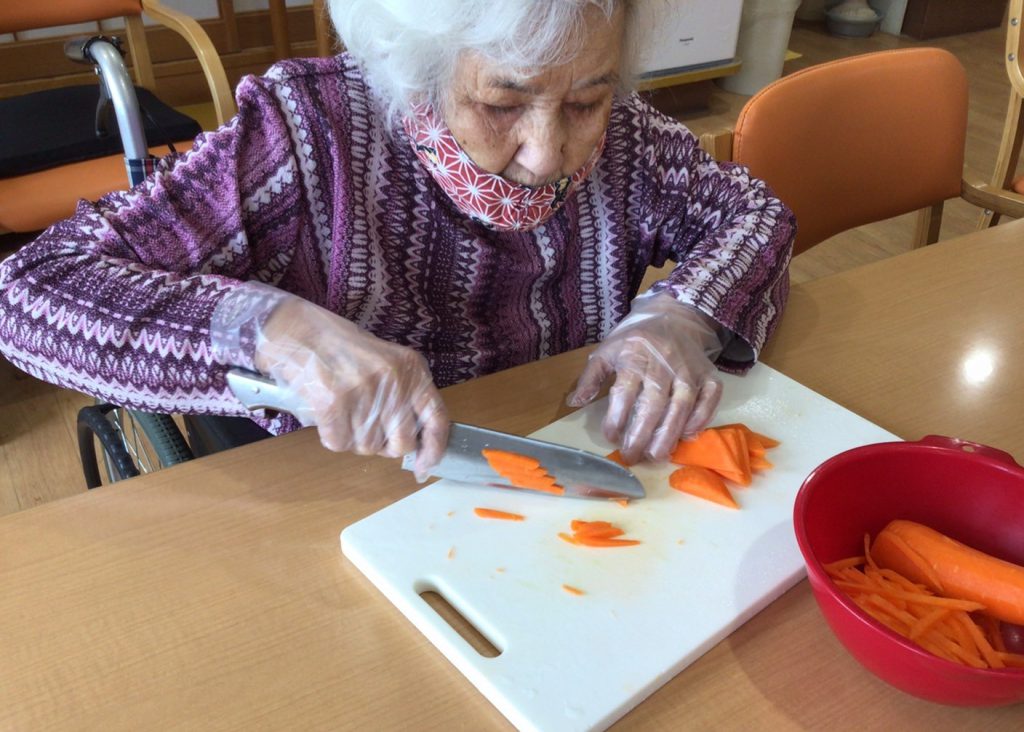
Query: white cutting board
341,364,898,732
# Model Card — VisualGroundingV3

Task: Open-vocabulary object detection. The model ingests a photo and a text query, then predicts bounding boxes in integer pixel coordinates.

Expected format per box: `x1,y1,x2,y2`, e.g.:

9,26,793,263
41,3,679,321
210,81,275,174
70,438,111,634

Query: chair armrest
139,0,237,125
698,128,734,161
962,168,1024,220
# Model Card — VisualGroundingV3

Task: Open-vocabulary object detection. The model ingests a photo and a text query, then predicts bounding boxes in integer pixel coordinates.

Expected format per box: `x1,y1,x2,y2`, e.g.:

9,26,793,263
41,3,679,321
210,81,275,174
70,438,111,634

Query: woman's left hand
567,294,726,464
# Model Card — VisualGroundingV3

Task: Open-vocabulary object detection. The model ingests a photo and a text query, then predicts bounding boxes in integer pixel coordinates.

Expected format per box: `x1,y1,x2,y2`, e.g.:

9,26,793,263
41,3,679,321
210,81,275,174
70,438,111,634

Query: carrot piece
572,536,641,547
669,465,738,509
473,508,525,521
997,652,1024,668
481,448,567,495
605,450,633,467
715,423,781,449
670,429,744,481
615,498,629,508
750,455,774,471
481,449,542,471
873,520,1024,625
560,520,640,548
824,556,866,573
718,427,753,486
562,584,585,596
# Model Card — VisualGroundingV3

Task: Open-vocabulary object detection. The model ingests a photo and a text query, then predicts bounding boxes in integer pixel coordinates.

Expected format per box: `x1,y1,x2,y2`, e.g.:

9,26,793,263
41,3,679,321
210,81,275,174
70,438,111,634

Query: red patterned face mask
403,102,605,232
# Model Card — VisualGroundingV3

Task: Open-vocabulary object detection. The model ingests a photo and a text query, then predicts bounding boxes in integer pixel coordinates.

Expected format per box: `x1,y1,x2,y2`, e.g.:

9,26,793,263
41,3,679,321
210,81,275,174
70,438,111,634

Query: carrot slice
669,465,738,509
481,449,541,471
562,584,585,596
605,450,633,467
482,448,566,495
717,423,781,449
559,519,640,548
718,427,753,486
473,508,525,521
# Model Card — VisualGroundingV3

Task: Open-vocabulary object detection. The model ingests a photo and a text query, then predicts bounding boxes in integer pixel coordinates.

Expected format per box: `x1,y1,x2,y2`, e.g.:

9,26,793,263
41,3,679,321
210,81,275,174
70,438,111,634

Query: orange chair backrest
732,48,968,256
0,1,142,34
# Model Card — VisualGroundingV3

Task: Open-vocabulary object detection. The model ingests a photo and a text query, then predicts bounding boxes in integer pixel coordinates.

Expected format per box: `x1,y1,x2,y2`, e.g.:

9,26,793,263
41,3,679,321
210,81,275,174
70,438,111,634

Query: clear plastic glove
566,293,726,464
211,284,448,475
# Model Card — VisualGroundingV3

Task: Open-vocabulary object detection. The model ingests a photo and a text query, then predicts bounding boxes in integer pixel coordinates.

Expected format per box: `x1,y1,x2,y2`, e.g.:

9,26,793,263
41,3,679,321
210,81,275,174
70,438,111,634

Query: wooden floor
0,20,1015,516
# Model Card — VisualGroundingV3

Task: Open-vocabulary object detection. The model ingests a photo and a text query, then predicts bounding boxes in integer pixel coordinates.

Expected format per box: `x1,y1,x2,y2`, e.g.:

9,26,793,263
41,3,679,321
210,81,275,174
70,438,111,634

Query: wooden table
3,222,1024,730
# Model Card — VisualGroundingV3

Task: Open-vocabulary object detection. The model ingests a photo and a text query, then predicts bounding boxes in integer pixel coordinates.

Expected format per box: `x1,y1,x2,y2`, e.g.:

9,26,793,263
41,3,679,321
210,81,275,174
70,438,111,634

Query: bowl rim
794,439,1024,678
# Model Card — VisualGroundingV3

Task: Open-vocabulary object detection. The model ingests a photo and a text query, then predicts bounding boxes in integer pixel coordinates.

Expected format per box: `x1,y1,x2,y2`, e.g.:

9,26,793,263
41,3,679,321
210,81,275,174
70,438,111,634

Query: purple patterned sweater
0,55,794,434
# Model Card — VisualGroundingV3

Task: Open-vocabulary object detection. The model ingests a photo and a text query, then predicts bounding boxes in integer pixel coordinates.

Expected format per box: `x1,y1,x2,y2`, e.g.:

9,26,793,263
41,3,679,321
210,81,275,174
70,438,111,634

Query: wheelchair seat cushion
0,84,202,178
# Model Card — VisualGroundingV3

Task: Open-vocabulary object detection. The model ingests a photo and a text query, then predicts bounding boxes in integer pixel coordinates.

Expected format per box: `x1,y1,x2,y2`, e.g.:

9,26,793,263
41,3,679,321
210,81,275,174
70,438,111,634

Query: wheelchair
60,35,270,489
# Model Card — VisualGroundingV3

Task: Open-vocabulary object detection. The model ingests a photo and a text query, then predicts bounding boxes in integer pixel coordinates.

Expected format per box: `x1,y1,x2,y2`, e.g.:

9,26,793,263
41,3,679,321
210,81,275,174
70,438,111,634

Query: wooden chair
980,0,1024,228
698,48,1024,257
0,0,236,236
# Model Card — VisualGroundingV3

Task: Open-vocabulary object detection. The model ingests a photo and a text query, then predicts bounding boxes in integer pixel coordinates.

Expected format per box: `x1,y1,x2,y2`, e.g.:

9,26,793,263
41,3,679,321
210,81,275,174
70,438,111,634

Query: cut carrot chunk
669,465,738,509
473,508,525,521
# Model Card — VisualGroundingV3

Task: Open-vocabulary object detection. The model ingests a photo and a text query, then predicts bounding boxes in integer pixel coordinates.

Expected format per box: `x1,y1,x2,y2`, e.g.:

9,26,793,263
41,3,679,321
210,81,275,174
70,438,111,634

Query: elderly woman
0,0,793,474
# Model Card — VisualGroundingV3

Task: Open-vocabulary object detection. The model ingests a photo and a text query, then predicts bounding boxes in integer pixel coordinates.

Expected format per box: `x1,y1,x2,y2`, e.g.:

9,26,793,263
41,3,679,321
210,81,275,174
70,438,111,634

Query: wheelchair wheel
77,404,193,489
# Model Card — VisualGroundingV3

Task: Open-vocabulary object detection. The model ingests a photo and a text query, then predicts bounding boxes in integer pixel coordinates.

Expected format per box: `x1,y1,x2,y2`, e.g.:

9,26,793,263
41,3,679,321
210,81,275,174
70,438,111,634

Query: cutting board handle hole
419,589,502,658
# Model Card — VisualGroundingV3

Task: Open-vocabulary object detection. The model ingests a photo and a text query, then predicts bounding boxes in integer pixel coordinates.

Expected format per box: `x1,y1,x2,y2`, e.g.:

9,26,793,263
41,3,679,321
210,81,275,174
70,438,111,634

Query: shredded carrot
473,507,525,521
827,533,1024,671
562,584,585,596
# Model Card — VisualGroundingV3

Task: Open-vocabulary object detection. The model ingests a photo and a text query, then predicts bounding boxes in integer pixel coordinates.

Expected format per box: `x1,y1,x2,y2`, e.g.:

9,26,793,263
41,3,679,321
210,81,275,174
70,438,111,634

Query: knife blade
226,368,645,501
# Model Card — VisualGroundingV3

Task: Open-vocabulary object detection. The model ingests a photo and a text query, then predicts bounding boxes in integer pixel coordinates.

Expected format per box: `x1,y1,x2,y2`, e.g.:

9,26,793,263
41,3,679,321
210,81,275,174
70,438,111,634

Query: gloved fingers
380,408,420,459
603,368,644,445
413,388,450,478
567,355,613,407
620,374,670,464
317,408,354,452
680,375,723,437
645,380,699,461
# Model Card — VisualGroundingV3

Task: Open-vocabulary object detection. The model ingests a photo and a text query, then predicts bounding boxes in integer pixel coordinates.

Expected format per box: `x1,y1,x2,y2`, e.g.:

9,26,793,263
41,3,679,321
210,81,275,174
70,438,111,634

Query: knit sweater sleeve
635,99,796,372
0,74,308,415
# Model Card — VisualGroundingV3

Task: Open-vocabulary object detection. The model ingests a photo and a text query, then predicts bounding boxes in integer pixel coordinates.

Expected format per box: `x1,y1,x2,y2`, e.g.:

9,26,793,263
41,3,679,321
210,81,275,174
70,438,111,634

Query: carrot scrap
473,507,525,521
615,498,630,508
447,547,456,560
559,519,640,548
826,531,1024,671
669,465,738,509
562,584,586,596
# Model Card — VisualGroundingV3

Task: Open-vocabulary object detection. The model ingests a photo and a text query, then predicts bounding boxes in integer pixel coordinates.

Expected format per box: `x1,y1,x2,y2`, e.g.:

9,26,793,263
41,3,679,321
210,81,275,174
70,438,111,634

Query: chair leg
913,203,943,248
980,91,1024,229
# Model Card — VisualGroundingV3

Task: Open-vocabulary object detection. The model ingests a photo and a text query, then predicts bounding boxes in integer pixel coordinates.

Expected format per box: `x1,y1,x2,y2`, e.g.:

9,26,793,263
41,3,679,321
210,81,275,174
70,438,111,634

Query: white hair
327,0,639,124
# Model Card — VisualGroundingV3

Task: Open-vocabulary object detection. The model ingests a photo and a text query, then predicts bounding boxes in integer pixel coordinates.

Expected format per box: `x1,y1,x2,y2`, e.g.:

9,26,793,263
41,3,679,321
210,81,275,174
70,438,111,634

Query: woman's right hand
214,287,449,475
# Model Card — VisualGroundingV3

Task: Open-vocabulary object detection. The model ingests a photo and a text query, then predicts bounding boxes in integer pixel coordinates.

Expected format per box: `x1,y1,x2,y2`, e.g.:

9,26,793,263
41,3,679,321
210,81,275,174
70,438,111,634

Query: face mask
403,102,605,232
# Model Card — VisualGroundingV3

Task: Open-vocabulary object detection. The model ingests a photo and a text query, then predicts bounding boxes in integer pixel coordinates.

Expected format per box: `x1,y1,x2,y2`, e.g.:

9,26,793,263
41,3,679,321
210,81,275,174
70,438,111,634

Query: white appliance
633,0,743,76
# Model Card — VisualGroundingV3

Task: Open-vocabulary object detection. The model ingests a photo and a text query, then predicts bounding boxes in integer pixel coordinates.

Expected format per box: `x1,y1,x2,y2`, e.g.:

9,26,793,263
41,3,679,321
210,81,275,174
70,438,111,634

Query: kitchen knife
226,368,645,501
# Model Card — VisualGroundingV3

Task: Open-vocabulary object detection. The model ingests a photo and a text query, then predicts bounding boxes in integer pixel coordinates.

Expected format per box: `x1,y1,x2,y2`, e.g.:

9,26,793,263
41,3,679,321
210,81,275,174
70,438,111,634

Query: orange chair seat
0,142,188,233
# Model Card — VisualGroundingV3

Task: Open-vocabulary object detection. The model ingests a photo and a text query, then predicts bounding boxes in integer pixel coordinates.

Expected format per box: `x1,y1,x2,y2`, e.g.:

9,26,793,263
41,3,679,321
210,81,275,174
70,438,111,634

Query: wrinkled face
443,5,625,187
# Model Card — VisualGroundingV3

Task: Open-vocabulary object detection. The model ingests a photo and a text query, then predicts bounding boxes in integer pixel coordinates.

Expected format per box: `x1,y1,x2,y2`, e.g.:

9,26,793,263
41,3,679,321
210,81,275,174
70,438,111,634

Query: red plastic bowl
793,435,1024,706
